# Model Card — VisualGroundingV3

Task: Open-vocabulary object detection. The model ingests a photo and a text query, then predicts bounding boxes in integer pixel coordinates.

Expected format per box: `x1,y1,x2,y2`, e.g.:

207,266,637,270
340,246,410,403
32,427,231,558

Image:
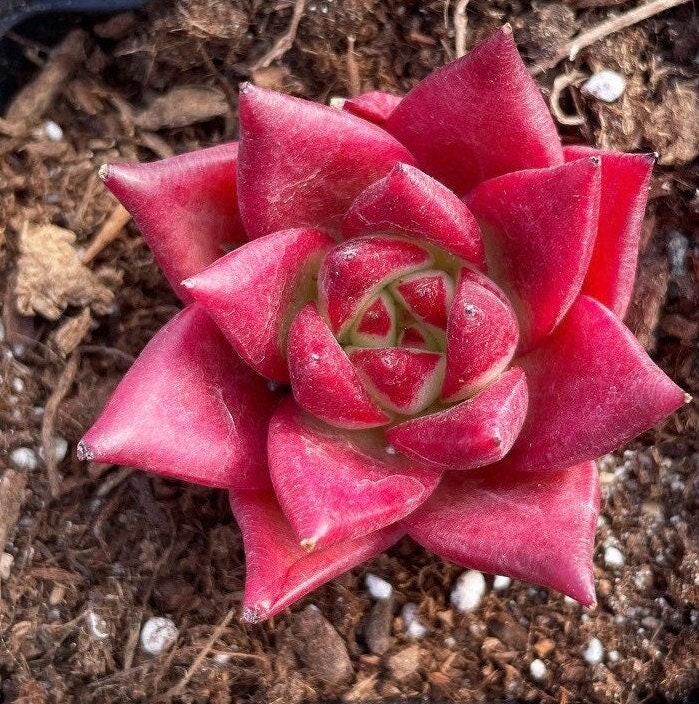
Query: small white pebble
582,70,626,102
43,120,64,141
450,570,486,613
11,377,24,394
140,616,179,655
583,637,605,665
444,635,456,648
564,595,579,606
492,575,512,591
329,96,347,109
9,447,38,471
0,552,14,580
401,602,428,639
365,573,393,601
608,650,620,663
529,658,547,681
39,437,69,463
86,611,110,640
213,652,231,665
33,406,44,417
604,546,625,569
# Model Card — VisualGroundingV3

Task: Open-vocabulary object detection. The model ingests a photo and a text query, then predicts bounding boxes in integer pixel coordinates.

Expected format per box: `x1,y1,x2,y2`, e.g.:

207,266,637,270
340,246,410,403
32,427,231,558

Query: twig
550,71,588,126
531,0,692,75
42,351,79,498
346,36,361,97
161,607,237,699
96,466,134,498
454,0,470,58
250,0,306,70
81,204,131,264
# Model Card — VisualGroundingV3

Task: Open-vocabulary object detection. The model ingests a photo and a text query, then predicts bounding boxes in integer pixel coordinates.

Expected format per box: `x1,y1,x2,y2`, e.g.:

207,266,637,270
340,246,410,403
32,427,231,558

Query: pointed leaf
404,460,601,605
385,27,563,195
387,367,528,470
564,146,655,319
268,397,440,550
442,269,519,402
398,324,434,350
288,303,391,429
342,91,402,126
501,295,687,473
78,305,278,489
101,143,244,302
183,228,334,383
349,292,397,348
231,488,404,622
467,158,601,352
318,235,432,339
343,163,485,265
391,269,454,331
237,84,415,239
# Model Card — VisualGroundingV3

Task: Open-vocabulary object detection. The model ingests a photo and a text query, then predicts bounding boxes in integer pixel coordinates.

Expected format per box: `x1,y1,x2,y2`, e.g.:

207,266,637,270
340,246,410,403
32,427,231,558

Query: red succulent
78,28,687,622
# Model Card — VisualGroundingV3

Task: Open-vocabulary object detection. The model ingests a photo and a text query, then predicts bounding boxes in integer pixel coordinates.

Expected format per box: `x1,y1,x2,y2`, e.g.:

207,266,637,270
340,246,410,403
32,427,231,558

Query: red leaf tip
76,439,94,462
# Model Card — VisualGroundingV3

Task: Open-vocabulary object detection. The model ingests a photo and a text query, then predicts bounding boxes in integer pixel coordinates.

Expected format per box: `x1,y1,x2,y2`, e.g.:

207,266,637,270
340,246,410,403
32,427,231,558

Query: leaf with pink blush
398,324,434,350
348,347,446,415
391,270,454,332
101,143,245,302
343,163,485,266
564,146,655,319
237,84,415,239
500,295,687,474
467,157,601,352
78,305,279,489
387,367,528,470
182,228,334,383
231,488,405,622
385,27,563,195
349,292,397,348
404,460,601,605
442,268,519,402
287,303,391,429
318,235,432,339
342,91,403,126
268,397,441,550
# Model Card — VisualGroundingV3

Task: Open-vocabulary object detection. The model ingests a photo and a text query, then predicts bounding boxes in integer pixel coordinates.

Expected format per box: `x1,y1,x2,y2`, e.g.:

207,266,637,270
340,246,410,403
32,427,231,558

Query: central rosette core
288,233,521,426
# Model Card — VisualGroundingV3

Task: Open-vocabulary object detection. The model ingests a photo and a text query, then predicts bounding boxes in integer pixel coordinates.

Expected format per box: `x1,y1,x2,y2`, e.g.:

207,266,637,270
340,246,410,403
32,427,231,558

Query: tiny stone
140,616,179,655
11,378,24,393
0,552,14,580
9,447,38,471
450,570,486,613
604,546,625,569
365,573,393,601
582,637,604,665
329,96,346,109
39,437,69,463
0,319,4,342
529,658,547,681
608,650,620,663
493,575,512,591
444,636,456,647
33,406,44,417
564,595,578,606
401,602,428,640
582,70,626,102
43,120,64,141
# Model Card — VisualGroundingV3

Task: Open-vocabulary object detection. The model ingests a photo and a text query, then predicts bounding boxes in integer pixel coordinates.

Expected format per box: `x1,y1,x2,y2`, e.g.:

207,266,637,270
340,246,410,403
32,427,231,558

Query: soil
0,1,698,702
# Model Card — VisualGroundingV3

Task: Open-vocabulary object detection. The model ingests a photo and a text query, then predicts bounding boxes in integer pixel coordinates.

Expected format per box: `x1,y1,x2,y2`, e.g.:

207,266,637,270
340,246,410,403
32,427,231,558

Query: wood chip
0,470,28,550
15,223,114,321
133,86,229,131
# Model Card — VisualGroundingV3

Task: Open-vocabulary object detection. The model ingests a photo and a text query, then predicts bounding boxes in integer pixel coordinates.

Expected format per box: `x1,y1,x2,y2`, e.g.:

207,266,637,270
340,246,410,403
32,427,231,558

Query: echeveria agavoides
79,27,687,622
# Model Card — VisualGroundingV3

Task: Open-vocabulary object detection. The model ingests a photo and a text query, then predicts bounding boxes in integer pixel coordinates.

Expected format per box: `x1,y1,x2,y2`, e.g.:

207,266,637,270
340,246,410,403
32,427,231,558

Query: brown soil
0,1,698,702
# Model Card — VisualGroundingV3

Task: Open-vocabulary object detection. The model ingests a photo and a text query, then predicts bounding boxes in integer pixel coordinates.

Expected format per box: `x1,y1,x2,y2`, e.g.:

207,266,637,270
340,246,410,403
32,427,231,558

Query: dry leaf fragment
133,86,229,131
15,223,114,321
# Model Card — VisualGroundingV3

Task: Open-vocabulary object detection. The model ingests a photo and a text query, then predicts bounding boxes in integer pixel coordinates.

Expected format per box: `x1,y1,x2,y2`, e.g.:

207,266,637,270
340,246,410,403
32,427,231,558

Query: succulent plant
79,27,686,622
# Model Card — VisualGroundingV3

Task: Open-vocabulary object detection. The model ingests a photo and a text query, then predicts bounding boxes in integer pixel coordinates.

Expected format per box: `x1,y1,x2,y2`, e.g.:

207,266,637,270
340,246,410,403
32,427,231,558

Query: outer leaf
404,461,601,605
385,27,563,195
268,398,440,550
387,367,528,470
237,84,415,239
343,163,485,266
342,91,402,126
318,235,432,339
101,143,244,302
287,303,391,429
501,295,687,473
230,488,404,622
442,268,519,402
182,228,334,383
564,146,655,319
78,305,278,489
467,158,601,352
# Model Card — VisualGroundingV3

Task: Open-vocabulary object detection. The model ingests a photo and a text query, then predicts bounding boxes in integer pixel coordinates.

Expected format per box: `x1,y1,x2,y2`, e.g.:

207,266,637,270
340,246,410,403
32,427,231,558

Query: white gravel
492,575,512,591
9,447,38,471
11,377,24,394
140,616,179,655
365,573,393,601
43,120,64,142
604,546,625,569
582,637,605,665
39,437,69,463
450,570,486,613
401,602,428,639
529,658,547,681
582,70,626,102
